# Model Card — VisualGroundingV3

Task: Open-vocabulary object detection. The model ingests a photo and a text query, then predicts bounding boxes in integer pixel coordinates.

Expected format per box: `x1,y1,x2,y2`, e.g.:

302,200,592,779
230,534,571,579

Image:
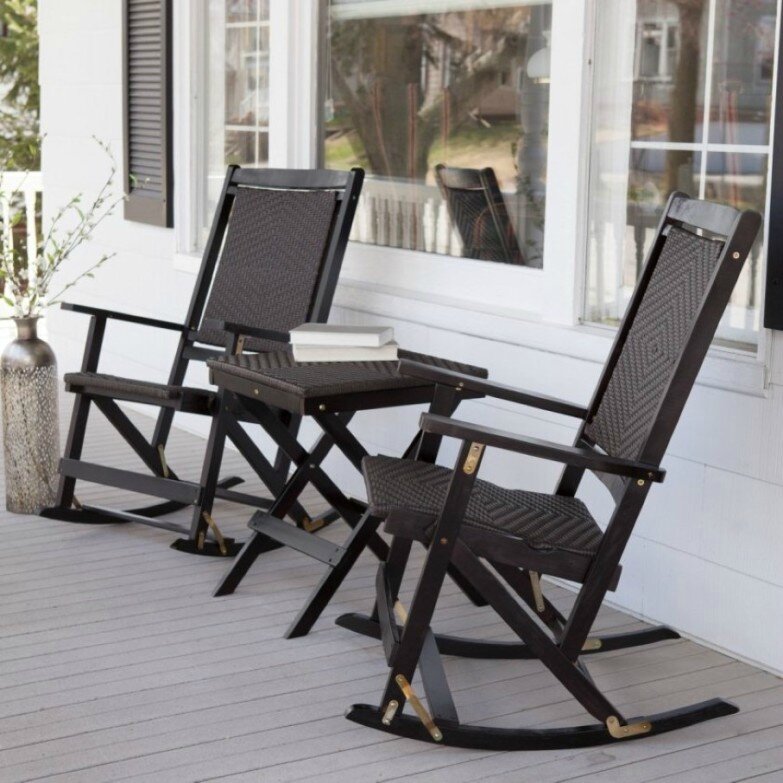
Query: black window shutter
123,0,173,228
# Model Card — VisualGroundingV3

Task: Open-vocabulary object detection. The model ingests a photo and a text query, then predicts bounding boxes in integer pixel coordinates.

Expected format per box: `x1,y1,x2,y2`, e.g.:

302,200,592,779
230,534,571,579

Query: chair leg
377,521,463,713
171,392,241,558
52,392,92,510
285,511,384,638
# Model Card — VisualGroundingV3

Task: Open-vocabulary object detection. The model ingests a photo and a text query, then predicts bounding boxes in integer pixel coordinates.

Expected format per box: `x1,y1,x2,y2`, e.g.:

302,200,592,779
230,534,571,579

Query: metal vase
1,317,60,513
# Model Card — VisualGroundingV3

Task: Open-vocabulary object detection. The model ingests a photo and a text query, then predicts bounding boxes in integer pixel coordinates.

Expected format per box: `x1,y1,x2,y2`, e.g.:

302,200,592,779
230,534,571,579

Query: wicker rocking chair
41,166,363,556
336,192,760,749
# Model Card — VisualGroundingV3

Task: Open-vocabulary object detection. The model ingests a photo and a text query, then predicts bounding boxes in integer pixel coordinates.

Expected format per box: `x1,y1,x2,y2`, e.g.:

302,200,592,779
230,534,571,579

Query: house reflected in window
323,1,552,268
586,0,778,350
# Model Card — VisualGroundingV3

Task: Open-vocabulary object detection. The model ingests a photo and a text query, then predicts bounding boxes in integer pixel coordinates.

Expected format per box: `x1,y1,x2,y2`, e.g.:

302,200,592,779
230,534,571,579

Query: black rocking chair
41,166,364,556
337,193,761,749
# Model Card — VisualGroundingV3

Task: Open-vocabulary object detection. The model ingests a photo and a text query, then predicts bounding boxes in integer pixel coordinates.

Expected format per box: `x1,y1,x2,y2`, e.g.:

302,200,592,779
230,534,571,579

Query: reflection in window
586,0,777,349
323,1,552,267
198,0,270,248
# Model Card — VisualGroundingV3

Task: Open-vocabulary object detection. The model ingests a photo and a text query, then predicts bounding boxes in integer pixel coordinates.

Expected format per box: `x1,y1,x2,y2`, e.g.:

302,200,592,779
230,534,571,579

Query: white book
292,341,399,363
290,323,394,347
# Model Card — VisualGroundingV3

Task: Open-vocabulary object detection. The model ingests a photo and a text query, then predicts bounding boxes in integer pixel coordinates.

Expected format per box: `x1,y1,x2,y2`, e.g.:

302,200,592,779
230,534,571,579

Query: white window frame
172,0,320,272
172,0,773,396
333,0,591,327
576,0,780,391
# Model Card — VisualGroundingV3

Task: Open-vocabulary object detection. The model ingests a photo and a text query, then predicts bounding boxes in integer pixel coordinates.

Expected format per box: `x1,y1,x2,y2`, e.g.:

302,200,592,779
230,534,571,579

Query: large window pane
198,1,270,249
323,1,553,267
586,0,776,349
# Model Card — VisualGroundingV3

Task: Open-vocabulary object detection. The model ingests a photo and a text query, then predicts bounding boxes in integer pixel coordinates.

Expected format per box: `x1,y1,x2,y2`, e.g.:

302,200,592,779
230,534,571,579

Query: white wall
39,0,783,676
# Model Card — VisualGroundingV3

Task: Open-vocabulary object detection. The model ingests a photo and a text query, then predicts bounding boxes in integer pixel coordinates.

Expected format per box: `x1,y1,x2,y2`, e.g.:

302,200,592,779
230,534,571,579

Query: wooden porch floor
1,398,782,782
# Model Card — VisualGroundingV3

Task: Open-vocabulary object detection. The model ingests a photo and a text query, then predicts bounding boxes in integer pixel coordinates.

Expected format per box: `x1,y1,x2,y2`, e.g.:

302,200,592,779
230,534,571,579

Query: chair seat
64,372,214,413
207,349,487,399
363,455,603,562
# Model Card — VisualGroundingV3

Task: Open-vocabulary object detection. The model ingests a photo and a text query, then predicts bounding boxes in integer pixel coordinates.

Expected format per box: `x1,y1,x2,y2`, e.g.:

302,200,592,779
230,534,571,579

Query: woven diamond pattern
196,187,338,352
363,456,603,557
585,226,722,463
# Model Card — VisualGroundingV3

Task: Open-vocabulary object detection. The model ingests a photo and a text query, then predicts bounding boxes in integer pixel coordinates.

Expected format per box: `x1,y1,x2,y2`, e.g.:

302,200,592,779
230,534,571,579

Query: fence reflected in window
586,0,776,349
323,1,552,267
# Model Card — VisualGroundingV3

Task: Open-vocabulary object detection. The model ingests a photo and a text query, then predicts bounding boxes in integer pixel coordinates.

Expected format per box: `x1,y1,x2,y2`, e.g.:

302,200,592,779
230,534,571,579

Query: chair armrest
61,302,187,332
399,359,588,419
201,318,290,346
420,413,665,483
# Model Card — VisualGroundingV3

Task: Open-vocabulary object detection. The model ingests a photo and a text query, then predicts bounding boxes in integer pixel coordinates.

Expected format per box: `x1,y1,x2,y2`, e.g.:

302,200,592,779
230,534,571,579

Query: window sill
173,252,201,274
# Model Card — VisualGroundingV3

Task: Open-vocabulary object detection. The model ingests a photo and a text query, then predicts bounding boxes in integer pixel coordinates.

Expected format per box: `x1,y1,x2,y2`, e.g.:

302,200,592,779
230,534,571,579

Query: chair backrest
434,164,526,266
580,193,761,500
185,166,364,354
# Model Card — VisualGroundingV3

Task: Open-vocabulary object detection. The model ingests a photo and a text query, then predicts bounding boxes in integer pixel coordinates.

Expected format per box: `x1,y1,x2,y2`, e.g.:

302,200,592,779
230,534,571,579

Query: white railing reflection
350,178,463,256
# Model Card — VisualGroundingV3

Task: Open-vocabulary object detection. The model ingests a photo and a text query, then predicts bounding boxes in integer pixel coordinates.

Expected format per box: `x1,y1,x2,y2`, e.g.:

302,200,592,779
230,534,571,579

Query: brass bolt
253,388,259,395
440,537,448,545
382,700,399,726
319,403,327,411
732,251,740,260
637,479,645,487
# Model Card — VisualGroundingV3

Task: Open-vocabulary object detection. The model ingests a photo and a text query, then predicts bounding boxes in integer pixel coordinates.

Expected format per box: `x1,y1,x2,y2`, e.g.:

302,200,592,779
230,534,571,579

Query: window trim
580,0,781,368
318,0,592,326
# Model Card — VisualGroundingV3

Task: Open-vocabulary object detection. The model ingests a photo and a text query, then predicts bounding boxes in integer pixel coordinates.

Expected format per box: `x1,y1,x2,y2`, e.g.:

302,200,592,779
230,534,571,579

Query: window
322,0,553,268
196,0,270,248
585,0,779,350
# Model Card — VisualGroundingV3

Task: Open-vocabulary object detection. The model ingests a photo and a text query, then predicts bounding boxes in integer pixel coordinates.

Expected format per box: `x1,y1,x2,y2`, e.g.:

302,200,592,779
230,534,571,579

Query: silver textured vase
1,317,60,513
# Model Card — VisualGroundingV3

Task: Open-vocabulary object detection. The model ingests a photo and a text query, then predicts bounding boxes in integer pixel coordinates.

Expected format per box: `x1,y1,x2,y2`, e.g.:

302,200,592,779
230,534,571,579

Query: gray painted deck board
0,399,780,782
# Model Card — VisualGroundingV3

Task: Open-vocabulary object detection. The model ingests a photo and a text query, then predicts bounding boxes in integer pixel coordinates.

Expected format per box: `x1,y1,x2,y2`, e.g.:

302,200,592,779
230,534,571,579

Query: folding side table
206,349,487,637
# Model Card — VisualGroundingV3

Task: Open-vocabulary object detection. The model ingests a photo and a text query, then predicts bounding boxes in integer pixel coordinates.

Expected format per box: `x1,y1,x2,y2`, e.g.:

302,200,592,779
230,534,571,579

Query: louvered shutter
123,0,173,227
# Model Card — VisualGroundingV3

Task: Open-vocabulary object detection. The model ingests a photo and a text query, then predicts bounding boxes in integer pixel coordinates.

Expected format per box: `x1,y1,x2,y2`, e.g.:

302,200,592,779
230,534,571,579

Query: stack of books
291,324,398,363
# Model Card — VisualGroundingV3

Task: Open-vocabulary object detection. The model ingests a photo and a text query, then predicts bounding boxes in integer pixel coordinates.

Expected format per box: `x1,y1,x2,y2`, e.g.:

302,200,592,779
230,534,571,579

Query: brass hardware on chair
582,638,603,651
393,600,409,624
303,516,326,533
529,571,546,613
732,251,740,260
197,531,206,550
157,445,170,478
382,700,399,726
462,442,485,474
72,495,83,511
233,335,245,356
395,674,443,742
606,715,652,739
636,479,645,487
202,511,228,556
